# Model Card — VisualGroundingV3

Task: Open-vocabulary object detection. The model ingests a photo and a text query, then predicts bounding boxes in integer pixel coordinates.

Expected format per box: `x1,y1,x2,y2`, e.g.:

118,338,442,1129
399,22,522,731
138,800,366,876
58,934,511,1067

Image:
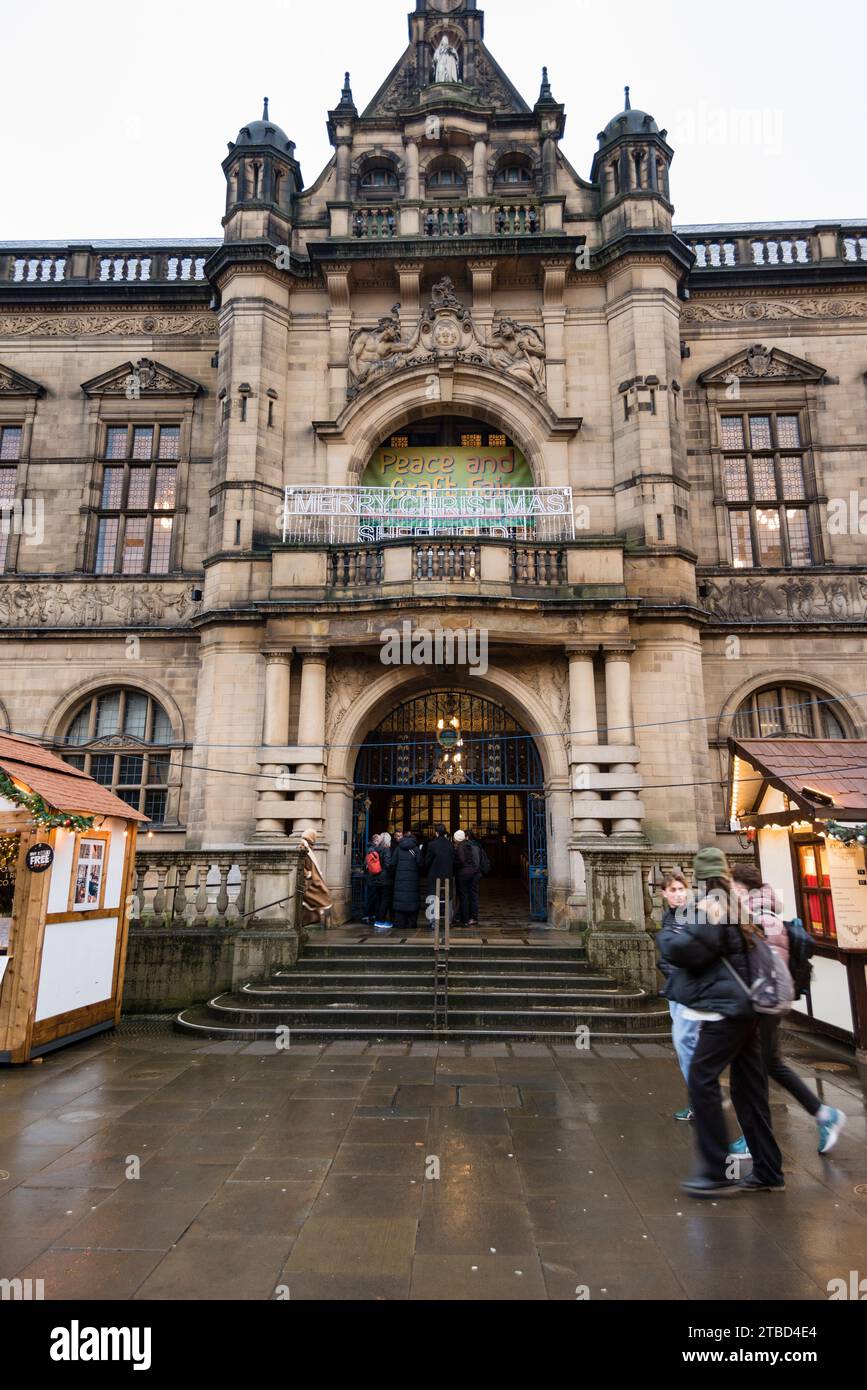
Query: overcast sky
2,0,865,240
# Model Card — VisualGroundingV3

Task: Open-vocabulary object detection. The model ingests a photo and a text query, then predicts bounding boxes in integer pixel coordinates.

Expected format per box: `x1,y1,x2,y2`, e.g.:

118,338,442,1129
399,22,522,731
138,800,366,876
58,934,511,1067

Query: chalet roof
0,732,148,822
729,738,867,821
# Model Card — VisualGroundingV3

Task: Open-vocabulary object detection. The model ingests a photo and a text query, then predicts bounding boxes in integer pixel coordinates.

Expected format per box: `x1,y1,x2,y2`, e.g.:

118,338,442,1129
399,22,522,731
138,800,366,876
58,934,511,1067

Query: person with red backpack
373,832,394,931
363,834,383,925
728,864,846,1158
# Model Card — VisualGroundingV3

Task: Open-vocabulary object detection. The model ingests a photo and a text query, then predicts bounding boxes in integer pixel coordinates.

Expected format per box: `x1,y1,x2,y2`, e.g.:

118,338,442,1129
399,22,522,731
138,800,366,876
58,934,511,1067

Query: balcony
272,536,625,603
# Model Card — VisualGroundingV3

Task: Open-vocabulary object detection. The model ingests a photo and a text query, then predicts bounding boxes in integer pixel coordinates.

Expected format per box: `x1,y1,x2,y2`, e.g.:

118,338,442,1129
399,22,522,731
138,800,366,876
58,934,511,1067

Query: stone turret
222,99,303,243
591,86,674,238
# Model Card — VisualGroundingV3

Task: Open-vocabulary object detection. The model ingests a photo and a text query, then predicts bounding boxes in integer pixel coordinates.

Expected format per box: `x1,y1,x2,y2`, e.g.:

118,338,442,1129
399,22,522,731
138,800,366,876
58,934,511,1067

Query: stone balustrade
678,221,867,271
280,540,584,594
131,850,303,929
351,208,398,239
1,242,219,286
422,205,471,237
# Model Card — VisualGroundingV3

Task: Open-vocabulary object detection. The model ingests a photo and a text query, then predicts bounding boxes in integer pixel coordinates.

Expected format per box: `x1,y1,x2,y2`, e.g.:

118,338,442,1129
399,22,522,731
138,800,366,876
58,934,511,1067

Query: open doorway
351,688,548,923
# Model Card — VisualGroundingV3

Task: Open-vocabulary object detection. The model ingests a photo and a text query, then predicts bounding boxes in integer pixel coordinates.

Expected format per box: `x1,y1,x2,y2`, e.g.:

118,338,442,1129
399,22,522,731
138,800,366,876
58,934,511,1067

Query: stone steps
175,935,670,1042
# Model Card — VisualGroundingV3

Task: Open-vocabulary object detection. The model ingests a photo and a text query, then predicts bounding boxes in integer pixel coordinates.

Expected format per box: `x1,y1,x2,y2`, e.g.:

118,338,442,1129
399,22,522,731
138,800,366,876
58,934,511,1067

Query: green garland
825,820,867,845
0,769,94,831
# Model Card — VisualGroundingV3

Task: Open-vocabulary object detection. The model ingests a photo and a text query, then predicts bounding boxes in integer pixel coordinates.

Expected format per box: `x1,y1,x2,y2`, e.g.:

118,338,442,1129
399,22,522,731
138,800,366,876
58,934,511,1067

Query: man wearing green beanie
657,847,784,1197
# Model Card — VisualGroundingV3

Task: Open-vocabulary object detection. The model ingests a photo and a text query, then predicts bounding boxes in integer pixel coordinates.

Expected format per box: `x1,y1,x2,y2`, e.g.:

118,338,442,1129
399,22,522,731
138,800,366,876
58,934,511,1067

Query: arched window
495,163,533,187
360,164,398,195
732,684,848,741
61,688,177,824
427,164,467,192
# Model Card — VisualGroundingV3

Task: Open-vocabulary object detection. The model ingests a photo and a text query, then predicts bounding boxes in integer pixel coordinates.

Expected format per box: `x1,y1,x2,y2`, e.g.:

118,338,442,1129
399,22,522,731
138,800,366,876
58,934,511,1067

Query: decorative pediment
81,358,203,398
698,343,827,387
363,42,530,118
0,363,45,397
347,278,546,399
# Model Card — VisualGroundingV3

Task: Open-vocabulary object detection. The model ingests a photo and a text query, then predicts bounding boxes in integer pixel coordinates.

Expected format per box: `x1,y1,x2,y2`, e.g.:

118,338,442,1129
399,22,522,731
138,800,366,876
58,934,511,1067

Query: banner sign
281,485,575,544
362,447,534,493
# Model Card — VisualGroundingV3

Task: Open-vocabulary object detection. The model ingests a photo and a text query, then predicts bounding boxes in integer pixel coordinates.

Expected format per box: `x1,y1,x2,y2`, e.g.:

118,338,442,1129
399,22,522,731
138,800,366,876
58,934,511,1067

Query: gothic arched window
732,684,848,741
61,688,178,824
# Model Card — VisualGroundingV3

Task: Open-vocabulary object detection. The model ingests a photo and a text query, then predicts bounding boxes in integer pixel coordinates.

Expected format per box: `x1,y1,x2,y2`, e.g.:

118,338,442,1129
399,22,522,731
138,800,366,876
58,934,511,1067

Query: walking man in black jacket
659,847,784,1198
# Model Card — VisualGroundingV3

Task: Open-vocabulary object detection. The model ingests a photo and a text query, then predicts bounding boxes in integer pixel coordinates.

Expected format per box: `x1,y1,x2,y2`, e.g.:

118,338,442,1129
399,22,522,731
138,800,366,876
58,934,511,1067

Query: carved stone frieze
0,582,201,628
0,313,219,339
347,277,546,399
701,574,867,623
682,297,867,324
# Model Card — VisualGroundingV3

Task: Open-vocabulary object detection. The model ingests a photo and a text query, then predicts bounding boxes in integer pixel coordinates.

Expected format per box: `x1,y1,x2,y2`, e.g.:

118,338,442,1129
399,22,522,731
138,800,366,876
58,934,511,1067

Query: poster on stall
825,838,867,950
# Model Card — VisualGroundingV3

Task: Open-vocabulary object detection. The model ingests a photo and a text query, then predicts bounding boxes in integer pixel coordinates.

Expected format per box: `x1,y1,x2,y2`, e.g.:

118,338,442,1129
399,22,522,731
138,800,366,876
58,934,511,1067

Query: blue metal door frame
351,690,548,921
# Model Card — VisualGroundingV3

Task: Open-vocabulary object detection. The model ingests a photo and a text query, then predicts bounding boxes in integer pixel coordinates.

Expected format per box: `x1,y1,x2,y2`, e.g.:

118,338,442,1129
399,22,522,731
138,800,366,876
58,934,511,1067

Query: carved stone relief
682,297,867,324
325,653,379,742
347,278,546,398
0,313,218,338
0,583,201,628
701,574,867,623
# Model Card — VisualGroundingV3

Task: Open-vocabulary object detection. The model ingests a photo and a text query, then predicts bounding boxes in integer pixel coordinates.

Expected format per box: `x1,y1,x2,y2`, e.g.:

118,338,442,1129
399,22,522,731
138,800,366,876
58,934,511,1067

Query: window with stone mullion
96,423,178,575
721,411,813,569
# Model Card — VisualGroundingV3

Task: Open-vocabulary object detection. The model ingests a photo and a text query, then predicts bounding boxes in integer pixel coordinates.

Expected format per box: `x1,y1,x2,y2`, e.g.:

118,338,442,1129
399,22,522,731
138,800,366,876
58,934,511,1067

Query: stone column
405,140,420,200
293,652,328,833
401,142,421,235
257,653,292,837
472,139,488,199
605,648,641,836
335,140,352,202
569,648,603,836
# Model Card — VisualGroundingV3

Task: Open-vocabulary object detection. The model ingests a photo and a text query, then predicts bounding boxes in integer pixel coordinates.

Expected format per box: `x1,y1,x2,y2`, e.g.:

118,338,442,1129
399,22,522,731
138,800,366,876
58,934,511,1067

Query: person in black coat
659,847,784,1198
424,825,455,920
453,829,479,927
391,832,422,930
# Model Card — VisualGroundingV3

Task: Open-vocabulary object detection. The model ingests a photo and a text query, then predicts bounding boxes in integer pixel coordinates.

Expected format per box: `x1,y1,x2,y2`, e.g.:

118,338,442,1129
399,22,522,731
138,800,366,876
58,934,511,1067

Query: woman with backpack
658,846,785,1197
372,832,394,930
391,831,422,930
728,864,846,1157
363,834,383,925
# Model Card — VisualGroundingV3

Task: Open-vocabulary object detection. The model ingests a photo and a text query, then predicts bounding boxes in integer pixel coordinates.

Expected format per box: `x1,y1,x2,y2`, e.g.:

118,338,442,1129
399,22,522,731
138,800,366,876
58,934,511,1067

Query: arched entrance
350,688,548,923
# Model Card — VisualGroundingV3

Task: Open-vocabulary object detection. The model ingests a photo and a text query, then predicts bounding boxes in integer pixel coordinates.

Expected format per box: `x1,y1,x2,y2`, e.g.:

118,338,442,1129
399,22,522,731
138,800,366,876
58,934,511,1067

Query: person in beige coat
299,828,333,928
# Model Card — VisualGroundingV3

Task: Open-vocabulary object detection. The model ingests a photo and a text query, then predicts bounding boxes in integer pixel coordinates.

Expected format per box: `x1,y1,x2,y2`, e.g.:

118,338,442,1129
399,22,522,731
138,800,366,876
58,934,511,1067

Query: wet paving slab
0,1025,864,1301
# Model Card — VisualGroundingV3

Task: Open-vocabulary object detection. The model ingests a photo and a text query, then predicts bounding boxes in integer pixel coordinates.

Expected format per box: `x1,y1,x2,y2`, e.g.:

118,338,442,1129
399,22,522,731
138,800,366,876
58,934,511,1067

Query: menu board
825,838,867,950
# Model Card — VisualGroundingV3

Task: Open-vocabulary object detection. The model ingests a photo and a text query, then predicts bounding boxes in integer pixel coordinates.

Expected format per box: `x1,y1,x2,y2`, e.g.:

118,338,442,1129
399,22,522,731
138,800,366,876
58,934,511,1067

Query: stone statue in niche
432,35,460,84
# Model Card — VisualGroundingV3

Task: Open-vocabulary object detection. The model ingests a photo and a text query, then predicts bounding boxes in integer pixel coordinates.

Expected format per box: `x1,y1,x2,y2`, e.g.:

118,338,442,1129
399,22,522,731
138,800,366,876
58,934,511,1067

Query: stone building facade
1,0,866,996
